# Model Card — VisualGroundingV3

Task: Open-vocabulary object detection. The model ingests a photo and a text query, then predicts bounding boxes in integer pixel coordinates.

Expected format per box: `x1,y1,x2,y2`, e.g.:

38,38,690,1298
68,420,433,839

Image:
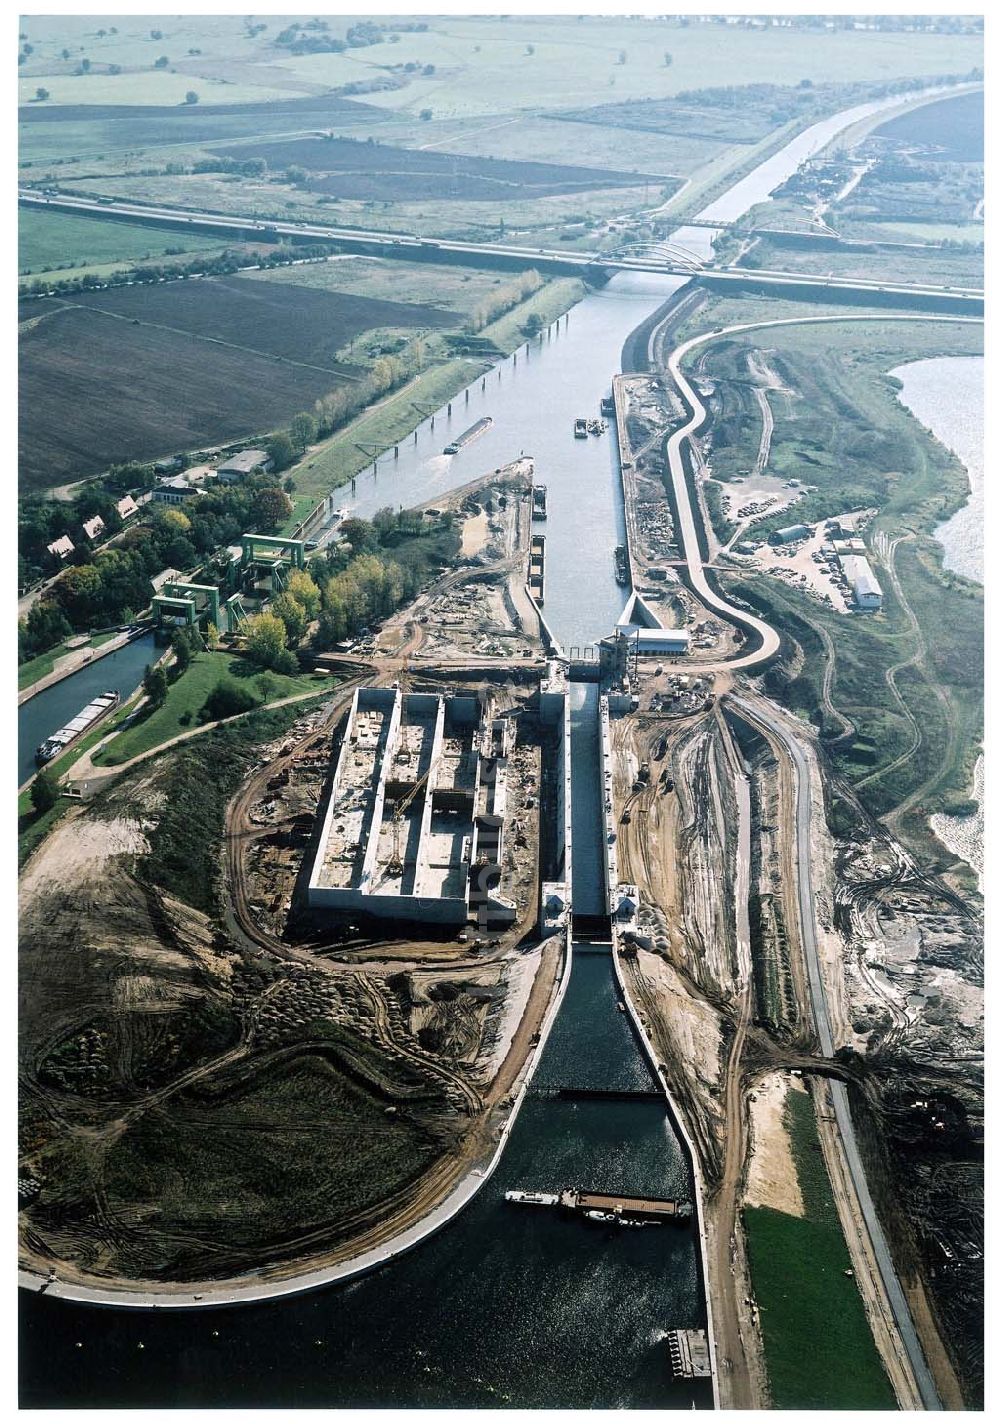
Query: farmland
67,274,454,370
220,133,664,203
18,275,463,489
19,304,338,489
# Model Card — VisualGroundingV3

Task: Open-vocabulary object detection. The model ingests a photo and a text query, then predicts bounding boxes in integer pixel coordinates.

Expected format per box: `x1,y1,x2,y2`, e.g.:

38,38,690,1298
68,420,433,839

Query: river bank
893,354,983,887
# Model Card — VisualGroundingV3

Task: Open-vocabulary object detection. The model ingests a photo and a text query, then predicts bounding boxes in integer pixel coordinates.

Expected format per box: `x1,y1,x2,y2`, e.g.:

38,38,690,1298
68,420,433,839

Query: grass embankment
743,1085,896,1410
18,629,117,691
690,314,982,867
95,651,332,767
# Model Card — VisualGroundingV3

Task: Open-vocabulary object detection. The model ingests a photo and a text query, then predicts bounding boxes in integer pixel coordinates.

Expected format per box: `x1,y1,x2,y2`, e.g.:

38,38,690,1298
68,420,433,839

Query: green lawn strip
95,651,332,766
281,495,321,536
474,277,585,352
18,630,119,691
744,1086,896,1410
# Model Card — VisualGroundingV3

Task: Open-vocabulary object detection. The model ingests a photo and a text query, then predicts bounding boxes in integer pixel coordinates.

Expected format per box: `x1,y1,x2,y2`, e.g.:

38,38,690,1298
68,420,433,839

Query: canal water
20,87,941,1407
892,354,984,888
17,633,156,788
20,949,703,1410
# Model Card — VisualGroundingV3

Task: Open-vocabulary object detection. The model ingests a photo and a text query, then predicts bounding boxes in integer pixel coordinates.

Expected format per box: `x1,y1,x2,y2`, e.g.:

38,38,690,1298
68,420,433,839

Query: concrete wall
599,694,620,919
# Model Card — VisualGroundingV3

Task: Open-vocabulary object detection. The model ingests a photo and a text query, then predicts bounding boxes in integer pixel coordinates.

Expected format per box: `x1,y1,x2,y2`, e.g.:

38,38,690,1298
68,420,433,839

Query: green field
741,235,983,289
744,1085,896,1409
19,206,232,276
249,257,542,318
95,651,333,767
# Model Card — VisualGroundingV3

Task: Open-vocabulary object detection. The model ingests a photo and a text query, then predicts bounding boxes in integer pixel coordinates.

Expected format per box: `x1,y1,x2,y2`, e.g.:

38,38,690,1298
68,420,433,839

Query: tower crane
386,766,430,878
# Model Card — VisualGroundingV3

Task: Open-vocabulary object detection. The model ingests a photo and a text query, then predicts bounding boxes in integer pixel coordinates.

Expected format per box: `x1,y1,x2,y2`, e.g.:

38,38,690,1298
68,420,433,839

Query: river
19,85,950,1408
892,355,984,888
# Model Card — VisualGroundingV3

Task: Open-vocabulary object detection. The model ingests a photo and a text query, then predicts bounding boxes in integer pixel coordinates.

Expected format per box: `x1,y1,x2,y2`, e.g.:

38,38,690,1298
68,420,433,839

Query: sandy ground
482,950,541,1081
461,509,491,557
744,1072,806,1218
20,814,148,901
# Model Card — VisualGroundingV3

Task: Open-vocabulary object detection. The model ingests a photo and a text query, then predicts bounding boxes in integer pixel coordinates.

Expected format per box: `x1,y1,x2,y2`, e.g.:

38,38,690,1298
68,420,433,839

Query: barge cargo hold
35,690,120,765
444,415,493,455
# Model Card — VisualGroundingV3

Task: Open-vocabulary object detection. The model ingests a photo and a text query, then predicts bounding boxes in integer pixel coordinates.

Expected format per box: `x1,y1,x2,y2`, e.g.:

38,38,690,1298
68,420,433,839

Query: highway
18,190,983,313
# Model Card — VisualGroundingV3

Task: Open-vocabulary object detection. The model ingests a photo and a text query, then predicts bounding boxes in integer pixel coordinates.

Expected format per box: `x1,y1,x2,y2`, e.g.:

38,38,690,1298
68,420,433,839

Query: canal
17,633,156,789
20,86,945,1407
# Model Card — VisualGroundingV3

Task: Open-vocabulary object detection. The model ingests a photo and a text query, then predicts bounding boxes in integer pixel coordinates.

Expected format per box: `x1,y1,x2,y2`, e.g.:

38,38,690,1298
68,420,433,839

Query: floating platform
665,1328,712,1379
528,533,546,605
562,1188,692,1222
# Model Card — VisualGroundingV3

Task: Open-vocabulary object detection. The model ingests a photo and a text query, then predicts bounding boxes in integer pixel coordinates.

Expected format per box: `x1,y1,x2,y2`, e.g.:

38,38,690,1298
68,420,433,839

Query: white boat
505,1189,558,1207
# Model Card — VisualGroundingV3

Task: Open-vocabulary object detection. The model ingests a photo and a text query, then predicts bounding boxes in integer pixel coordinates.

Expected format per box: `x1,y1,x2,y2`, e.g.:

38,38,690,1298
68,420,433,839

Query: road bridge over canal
19,191,983,317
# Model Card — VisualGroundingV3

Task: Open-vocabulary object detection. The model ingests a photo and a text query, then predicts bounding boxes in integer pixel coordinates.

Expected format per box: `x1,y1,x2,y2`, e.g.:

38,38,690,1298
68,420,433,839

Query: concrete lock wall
599,694,619,918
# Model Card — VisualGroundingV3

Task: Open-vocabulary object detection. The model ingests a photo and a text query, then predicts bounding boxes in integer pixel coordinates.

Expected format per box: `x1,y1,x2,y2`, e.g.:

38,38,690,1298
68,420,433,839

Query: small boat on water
35,690,120,765
614,544,629,585
444,415,492,455
532,484,547,519
601,394,616,416
573,417,589,439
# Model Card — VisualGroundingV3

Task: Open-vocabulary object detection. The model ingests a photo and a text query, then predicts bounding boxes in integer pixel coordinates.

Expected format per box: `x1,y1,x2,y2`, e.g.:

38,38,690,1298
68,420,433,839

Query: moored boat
35,690,120,766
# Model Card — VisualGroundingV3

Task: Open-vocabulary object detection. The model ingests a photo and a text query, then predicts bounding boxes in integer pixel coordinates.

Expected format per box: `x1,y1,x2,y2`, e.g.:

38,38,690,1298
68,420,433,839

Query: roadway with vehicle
18,191,984,315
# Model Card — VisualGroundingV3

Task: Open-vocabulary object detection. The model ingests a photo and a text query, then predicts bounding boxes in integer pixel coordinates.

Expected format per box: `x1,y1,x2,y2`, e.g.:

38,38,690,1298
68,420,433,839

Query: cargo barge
573,417,589,439
444,415,492,455
505,1185,692,1225
532,484,547,520
614,544,630,585
35,690,120,765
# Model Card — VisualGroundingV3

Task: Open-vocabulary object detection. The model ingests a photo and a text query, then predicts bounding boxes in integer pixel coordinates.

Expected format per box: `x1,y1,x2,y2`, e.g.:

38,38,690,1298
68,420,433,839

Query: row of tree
21,240,340,300
465,269,542,335
310,340,427,443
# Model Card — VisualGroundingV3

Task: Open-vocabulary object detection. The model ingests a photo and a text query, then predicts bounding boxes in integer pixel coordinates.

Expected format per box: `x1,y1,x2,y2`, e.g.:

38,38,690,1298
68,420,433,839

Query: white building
82,515,105,542
153,475,201,506
613,590,690,655
841,554,883,611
